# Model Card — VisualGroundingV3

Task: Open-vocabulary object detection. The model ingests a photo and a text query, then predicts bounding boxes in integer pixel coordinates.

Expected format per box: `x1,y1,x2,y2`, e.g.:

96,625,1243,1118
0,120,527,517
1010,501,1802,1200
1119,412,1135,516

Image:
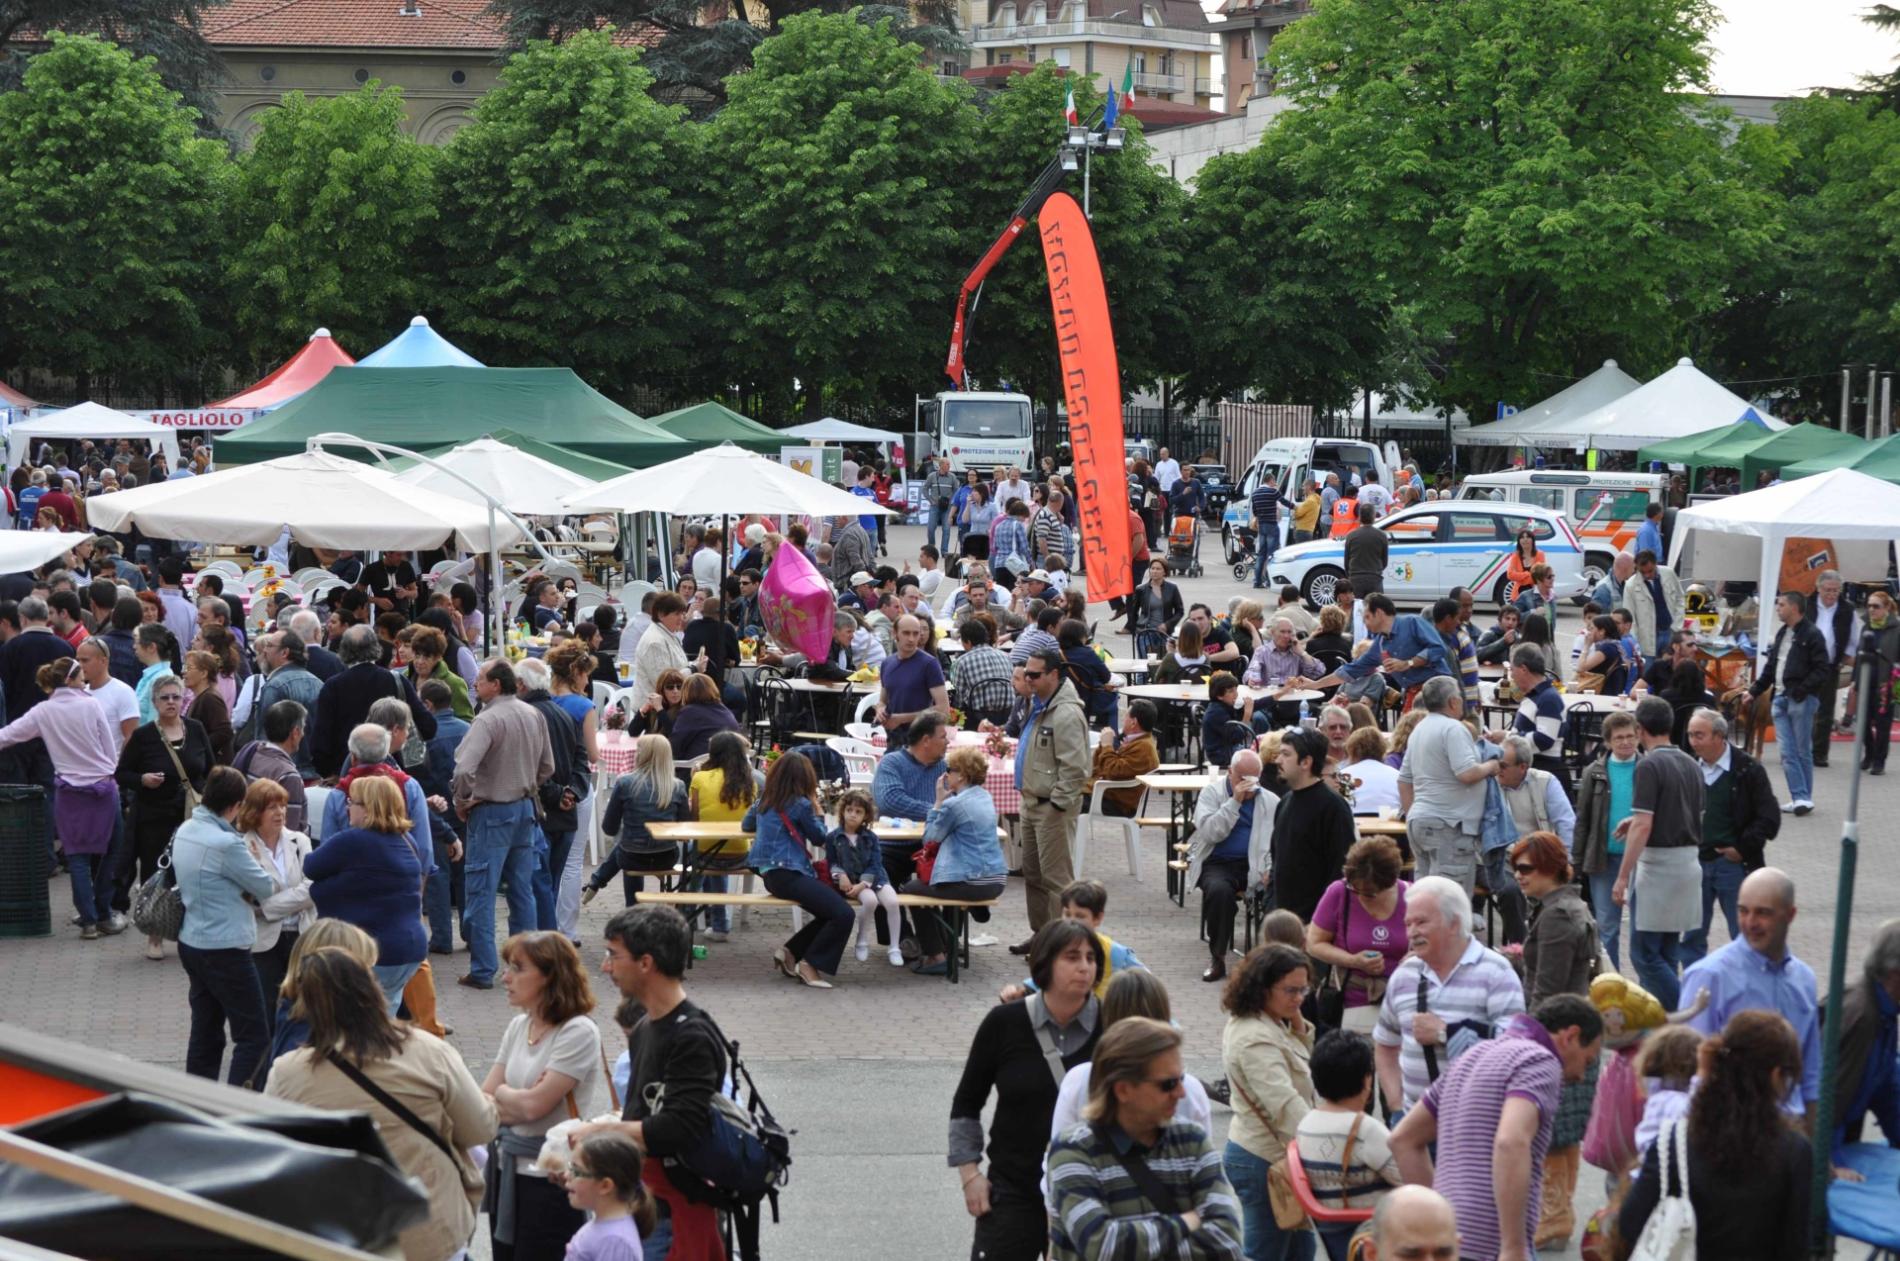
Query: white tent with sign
1455,360,1644,448
6,402,181,473
1669,467,1900,663
84,449,526,552
1535,357,1785,451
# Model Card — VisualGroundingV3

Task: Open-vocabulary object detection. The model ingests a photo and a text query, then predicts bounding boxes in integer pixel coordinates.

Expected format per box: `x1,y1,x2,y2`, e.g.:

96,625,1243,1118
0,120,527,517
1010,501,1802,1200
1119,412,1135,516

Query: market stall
5,403,180,474
1455,360,1642,448
649,400,783,455
1540,357,1784,451
208,327,355,411
354,314,482,368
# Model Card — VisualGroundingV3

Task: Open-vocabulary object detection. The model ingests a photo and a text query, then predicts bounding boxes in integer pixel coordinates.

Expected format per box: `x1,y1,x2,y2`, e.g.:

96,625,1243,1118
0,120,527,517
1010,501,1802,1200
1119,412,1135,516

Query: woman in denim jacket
743,751,854,990
905,746,1008,977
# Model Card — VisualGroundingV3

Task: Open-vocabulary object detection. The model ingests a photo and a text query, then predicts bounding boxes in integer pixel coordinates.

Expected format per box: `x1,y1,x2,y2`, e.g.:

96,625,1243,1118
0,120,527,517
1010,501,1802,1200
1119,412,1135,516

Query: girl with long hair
589,733,686,905
563,1134,658,1261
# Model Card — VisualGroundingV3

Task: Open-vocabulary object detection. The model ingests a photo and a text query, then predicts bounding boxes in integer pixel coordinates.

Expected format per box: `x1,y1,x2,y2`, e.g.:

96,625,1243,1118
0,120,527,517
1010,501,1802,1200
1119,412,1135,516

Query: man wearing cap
1012,568,1055,613
841,570,879,612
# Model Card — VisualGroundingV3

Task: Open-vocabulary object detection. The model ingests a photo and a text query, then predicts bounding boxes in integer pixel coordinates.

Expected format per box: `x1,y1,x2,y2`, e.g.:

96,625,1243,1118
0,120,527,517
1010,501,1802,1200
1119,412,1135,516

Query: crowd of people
3,434,1896,1261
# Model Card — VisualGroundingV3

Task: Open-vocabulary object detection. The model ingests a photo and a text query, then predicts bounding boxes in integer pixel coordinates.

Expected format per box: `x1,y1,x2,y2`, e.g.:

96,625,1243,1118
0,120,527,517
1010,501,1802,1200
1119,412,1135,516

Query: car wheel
1492,576,1513,608
1575,554,1611,606
1301,566,1343,610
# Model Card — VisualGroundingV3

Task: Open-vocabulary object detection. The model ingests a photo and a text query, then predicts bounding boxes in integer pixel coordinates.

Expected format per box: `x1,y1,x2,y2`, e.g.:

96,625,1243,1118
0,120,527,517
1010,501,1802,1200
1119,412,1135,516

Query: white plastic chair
304,786,335,842
200,559,243,581
843,721,879,743
591,680,616,708
1077,780,1146,881
291,567,329,588
826,737,879,780
853,691,880,724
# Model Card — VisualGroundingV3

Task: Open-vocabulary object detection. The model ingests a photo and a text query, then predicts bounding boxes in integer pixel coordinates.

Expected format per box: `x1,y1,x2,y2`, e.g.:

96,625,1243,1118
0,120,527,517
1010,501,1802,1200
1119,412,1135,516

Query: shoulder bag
321,1050,479,1195
1229,1071,1310,1230
1025,994,1071,1088
1313,887,1352,1031
1090,1122,1183,1216
1335,1113,1366,1209
1417,973,1440,1085
1627,1119,1696,1261
161,731,202,816
130,840,185,940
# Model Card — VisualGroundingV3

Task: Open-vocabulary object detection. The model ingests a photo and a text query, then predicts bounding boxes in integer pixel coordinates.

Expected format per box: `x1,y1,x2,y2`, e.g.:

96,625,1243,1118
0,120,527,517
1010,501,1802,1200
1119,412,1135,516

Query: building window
998,2,1016,25
259,65,275,82
1026,1,1044,22
1142,4,1160,24
1052,48,1071,67
353,67,370,84
998,52,1013,63
451,69,467,84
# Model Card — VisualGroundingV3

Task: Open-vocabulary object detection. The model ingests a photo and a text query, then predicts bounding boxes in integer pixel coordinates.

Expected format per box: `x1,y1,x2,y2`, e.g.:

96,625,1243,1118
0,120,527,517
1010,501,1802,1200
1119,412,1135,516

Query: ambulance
1220,437,1392,559
1454,469,1669,600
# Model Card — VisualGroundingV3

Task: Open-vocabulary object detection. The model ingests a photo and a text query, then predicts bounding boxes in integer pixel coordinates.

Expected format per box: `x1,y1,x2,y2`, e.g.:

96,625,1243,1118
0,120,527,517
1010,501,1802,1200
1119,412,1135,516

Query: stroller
1164,513,1204,578
1226,525,1256,581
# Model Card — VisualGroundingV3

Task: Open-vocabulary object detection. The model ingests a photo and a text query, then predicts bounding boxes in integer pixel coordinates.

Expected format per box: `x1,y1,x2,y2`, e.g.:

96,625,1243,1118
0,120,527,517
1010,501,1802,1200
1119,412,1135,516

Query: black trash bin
0,784,50,938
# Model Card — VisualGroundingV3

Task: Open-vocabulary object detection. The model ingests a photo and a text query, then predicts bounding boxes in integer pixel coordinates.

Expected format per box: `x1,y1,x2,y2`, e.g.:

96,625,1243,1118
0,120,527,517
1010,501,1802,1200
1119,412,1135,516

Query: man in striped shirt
1486,642,1570,791
1247,477,1285,588
1372,876,1525,1115
1046,1017,1243,1261
1387,996,1603,1261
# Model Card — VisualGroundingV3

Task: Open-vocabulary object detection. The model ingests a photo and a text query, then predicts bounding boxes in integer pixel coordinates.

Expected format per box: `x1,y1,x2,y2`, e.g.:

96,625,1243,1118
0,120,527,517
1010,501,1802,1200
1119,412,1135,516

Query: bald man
1678,865,1822,1129
1364,1185,1459,1261
875,614,949,737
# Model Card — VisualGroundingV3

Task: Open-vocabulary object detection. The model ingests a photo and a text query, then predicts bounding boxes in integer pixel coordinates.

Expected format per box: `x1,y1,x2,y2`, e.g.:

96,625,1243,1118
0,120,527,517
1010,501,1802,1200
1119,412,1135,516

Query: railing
970,18,1218,49
1193,76,1213,96
1134,71,1185,93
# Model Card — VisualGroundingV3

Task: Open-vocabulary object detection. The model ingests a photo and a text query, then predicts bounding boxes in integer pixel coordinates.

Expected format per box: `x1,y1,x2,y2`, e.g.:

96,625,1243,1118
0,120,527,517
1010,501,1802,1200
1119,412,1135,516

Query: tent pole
488,502,500,659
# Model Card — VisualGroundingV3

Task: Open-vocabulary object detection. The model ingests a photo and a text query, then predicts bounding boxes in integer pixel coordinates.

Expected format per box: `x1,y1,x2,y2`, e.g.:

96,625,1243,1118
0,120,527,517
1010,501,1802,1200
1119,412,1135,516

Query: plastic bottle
1298,699,1312,727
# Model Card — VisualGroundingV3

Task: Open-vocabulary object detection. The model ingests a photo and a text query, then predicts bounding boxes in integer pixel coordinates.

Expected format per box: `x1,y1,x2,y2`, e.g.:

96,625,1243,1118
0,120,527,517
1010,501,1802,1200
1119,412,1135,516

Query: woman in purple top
1304,836,1408,1036
0,656,124,936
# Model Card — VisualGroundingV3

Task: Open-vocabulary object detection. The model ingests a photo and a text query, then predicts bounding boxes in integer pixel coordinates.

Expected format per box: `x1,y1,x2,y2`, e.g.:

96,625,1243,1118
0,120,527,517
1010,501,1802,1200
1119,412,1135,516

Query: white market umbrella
778,418,899,445
0,532,104,574
391,436,598,517
562,442,896,518
83,449,527,552
1669,466,1900,664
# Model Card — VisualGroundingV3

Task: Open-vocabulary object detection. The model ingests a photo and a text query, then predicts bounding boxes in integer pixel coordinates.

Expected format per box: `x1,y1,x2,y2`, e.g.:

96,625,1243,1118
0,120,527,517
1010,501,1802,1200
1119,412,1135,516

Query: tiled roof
204,0,508,49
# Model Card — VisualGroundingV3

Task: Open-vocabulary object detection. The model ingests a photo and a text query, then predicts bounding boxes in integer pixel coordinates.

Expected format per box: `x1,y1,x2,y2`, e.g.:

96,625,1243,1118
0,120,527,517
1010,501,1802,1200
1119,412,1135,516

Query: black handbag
1313,886,1351,1031
0,1092,429,1258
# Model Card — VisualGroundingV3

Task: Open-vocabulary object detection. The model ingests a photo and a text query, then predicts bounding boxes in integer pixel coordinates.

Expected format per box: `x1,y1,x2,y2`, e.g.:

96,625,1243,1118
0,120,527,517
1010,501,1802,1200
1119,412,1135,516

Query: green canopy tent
1781,432,1900,484
213,367,691,469
648,401,784,455
1735,422,1867,491
1636,423,1752,467
1636,414,1780,488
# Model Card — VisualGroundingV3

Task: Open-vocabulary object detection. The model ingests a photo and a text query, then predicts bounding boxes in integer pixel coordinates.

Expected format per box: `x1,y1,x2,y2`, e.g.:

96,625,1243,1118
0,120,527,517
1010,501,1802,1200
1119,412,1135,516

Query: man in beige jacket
1009,647,1092,952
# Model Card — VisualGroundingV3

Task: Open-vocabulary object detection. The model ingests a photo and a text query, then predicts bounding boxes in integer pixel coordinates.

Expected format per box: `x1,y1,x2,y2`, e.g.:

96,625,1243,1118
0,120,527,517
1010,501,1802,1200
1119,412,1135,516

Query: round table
598,730,639,778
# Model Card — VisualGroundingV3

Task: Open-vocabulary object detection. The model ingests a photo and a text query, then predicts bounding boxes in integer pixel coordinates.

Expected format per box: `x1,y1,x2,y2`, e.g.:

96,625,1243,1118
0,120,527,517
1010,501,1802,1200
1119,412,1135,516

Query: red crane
943,156,1068,390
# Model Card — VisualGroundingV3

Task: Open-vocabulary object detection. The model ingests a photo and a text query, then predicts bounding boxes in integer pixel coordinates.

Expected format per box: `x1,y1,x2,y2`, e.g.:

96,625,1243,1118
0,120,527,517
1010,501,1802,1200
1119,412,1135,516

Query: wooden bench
633,890,1000,983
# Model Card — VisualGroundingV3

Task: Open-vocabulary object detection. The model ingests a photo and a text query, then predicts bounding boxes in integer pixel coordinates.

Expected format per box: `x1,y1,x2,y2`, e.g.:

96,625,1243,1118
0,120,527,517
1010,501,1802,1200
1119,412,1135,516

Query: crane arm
944,156,1069,389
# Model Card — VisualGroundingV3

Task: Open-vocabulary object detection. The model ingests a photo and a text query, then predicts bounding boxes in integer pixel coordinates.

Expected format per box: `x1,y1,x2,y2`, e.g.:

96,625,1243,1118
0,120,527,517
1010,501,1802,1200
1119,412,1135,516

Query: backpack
1627,1119,1696,1261
666,1010,794,1239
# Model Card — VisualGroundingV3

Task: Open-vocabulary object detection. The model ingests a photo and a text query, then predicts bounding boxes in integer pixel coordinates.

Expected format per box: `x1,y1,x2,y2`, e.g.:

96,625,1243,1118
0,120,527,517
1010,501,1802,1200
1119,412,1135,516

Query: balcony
1193,75,1213,96
970,18,1218,53
1133,71,1185,94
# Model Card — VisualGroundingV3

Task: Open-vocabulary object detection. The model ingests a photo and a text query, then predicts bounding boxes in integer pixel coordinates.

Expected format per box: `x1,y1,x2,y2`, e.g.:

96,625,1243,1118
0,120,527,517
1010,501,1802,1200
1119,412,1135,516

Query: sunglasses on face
1513,862,1537,875
1023,670,1046,680
156,694,182,704
1147,1075,1184,1092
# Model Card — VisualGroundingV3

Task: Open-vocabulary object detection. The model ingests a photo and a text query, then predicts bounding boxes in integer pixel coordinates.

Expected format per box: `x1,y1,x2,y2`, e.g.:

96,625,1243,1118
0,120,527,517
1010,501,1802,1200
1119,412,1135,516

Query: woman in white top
1042,970,1212,1206
1336,725,1401,814
241,777,315,1041
480,931,603,1261
77,638,139,745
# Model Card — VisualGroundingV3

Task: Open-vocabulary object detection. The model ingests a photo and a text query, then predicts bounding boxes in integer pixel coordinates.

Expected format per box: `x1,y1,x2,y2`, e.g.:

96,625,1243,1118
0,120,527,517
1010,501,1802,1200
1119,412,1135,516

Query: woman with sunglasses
117,671,214,960
1510,829,1597,1249
1220,942,1318,1260
1504,527,1546,606
0,656,124,939
132,622,180,723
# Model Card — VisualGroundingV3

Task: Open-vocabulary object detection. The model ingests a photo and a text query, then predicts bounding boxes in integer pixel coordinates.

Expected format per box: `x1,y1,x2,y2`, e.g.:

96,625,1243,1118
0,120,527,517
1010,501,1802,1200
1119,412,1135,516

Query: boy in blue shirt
997,878,1145,1000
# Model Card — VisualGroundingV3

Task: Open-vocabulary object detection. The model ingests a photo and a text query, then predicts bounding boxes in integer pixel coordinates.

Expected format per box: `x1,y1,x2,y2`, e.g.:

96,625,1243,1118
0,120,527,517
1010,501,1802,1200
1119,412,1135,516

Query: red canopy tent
0,380,36,410
209,328,354,410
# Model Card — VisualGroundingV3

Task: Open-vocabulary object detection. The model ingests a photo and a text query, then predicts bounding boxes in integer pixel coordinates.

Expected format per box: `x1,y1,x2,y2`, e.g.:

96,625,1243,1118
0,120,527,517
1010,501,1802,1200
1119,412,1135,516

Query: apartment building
961,0,1219,110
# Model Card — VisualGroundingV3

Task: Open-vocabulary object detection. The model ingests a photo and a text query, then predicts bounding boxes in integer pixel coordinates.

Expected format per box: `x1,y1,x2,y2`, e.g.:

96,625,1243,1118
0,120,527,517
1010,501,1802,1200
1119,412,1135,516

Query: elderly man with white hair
1398,675,1500,894
1589,550,1634,615
1186,748,1279,984
285,608,343,681
1372,874,1526,1116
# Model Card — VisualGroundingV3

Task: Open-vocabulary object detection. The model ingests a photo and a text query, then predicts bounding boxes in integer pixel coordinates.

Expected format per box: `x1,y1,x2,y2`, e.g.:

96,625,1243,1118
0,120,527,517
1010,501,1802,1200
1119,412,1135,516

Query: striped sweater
1046,1119,1243,1261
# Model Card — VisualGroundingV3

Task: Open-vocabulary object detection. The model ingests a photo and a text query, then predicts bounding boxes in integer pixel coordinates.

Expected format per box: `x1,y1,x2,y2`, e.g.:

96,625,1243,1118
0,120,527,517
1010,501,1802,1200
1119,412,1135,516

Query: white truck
915,391,1034,475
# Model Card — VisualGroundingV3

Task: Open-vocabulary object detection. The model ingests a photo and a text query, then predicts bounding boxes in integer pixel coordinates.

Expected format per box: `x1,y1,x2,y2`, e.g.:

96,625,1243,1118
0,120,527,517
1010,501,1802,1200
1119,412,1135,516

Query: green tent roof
647,400,784,455
1735,423,1866,490
1780,431,1900,483
213,366,691,468
1636,423,1756,467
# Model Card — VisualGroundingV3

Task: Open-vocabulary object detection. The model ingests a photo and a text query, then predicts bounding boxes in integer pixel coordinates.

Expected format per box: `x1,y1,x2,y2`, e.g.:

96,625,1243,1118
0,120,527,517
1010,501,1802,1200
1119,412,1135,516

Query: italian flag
1064,83,1078,126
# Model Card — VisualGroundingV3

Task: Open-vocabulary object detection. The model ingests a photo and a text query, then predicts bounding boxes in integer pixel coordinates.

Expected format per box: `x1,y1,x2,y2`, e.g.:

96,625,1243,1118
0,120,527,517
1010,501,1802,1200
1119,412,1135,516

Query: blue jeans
462,799,538,984
1773,693,1819,803
1678,856,1745,964
927,502,954,556
536,827,575,933
372,961,420,1015
1223,1140,1316,1261
67,852,113,925
425,823,455,953
1251,525,1279,587
1630,925,1682,1012
178,942,268,1088
1588,867,1624,970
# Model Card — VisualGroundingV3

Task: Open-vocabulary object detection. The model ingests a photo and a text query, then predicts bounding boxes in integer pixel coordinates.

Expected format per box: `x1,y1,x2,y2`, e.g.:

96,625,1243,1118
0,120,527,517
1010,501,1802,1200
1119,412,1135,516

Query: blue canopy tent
357,316,484,368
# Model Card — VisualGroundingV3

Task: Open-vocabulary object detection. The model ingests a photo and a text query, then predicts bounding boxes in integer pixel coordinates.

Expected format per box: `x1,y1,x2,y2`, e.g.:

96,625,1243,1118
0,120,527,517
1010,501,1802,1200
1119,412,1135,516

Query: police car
1264,501,1588,610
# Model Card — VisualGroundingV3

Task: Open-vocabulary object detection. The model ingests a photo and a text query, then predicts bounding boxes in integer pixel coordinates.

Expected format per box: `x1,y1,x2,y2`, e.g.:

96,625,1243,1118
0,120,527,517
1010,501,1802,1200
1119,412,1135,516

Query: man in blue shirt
1248,477,1285,588
1634,501,1665,560
1679,867,1822,1129
876,615,948,739
1288,593,1451,706
418,678,470,955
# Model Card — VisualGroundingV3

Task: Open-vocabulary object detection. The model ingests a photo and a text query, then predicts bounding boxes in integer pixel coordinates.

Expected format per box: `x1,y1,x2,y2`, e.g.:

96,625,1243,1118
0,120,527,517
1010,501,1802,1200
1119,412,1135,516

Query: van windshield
943,399,1029,439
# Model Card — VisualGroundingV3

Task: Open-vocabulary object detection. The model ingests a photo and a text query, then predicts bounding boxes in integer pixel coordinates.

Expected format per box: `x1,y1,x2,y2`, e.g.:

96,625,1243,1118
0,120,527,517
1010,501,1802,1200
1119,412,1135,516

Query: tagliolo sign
128,409,262,431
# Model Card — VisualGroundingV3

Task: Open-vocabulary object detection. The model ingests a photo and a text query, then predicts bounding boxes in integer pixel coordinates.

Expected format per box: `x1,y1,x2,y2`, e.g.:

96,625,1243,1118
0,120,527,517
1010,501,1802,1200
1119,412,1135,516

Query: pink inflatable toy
757,539,836,662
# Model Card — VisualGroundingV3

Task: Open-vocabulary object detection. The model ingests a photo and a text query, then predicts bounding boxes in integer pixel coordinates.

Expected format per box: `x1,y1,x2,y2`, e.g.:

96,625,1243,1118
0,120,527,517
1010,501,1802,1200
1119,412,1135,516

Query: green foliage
1266,0,1777,418
703,10,974,415
226,86,437,368
0,0,229,130
958,65,1187,411
433,29,698,393
0,33,228,387
1862,3,1900,109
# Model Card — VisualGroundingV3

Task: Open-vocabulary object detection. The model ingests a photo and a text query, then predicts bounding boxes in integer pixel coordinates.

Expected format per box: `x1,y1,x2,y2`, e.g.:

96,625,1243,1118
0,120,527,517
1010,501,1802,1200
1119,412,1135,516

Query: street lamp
1059,122,1127,215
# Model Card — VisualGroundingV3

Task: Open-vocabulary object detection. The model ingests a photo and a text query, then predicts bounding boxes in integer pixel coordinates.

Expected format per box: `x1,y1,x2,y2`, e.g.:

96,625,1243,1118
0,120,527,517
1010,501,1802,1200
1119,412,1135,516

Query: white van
1220,437,1391,556
1455,469,1669,598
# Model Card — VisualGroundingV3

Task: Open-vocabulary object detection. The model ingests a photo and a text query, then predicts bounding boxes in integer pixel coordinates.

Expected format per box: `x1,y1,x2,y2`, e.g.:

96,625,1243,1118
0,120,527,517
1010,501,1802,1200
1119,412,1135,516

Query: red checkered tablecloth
598,731,638,779
870,731,1021,814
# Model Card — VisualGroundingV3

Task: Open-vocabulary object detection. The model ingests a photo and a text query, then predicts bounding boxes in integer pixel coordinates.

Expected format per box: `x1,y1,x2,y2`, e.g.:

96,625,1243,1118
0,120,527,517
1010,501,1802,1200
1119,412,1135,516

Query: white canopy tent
7,402,181,473
0,531,105,574
1536,358,1785,450
1669,467,1900,664
777,418,900,445
83,449,527,552
1342,390,1471,432
390,436,599,517
1455,360,1643,448
563,442,895,518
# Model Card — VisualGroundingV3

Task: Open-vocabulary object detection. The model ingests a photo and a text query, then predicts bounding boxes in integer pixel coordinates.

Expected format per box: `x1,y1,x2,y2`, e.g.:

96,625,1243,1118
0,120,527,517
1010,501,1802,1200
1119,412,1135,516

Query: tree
0,0,229,131
490,0,960,108
1266,0,1778,419
956,65,1189,421
432,30,699,394
0,34,228,394
1862,3,1900,109
702,11,975,416
225,86,437,370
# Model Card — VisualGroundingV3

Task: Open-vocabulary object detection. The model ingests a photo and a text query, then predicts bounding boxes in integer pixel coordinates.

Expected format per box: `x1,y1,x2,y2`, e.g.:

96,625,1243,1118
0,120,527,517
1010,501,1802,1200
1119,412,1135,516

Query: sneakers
80,923,100,940
1781,800,1797,813
456,974,494,990
102,913,127,935
888,948,906,967
144,939,164,961
854,942,870,963
703,930,730,943
1794,800,1814,816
